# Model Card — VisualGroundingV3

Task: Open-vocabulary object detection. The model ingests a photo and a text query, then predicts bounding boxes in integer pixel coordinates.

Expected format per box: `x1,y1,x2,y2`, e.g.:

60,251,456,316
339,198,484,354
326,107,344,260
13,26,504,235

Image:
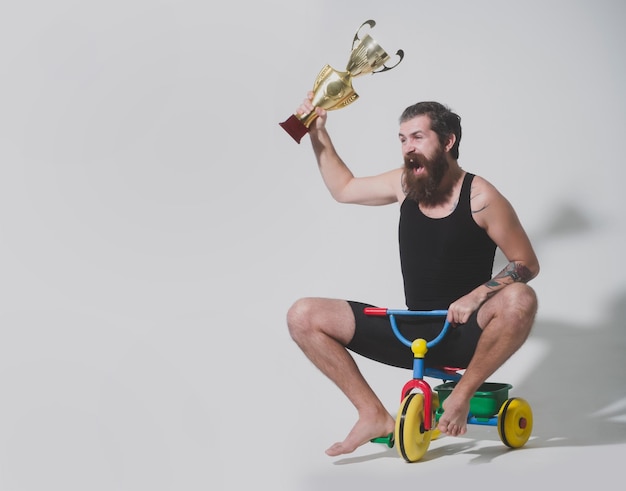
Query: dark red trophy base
279,114,309,144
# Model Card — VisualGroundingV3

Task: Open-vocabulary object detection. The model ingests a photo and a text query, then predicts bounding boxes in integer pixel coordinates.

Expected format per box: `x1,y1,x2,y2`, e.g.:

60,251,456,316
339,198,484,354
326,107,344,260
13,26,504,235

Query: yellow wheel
498,397,533,448
430,392,442,441
395,393,432,462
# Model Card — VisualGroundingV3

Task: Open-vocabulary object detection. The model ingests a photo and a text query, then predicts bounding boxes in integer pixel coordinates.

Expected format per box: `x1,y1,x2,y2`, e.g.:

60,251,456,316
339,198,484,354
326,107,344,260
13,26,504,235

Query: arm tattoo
486,261,533,289
471,203,488,214
469,185,488,214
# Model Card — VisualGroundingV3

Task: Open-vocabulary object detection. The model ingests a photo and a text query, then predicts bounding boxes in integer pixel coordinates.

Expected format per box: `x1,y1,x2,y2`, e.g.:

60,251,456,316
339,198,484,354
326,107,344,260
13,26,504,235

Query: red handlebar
364,307,388,316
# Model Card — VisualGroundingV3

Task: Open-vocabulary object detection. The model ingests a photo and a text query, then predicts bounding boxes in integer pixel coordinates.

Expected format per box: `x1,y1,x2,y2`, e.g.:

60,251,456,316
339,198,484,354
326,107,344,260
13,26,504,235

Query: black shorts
346,301,483,370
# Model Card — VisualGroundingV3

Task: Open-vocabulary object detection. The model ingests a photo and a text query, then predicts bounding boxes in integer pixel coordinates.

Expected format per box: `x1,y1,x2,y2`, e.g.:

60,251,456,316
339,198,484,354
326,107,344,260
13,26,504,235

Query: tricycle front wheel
395,393,432,462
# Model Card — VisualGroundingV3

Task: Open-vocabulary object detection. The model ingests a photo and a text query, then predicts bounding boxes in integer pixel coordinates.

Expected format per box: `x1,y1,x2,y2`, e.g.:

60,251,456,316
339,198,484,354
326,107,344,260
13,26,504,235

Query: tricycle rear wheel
497,397,533,448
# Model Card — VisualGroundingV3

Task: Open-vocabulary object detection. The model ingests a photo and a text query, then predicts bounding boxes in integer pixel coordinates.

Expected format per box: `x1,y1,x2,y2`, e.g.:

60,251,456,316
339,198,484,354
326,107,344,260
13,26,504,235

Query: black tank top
399,173,496,310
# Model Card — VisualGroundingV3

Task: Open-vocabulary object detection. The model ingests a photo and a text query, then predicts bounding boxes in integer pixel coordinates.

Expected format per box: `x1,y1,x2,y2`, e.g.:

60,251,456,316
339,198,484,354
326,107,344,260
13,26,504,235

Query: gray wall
0,1,624,489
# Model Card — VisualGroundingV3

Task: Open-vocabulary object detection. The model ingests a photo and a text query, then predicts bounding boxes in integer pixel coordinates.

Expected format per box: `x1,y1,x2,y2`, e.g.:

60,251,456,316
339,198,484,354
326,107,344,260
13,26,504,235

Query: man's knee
508,283,538,318
479,283,538,330
286,298,355,345
287,297,315,340
496,284,538,336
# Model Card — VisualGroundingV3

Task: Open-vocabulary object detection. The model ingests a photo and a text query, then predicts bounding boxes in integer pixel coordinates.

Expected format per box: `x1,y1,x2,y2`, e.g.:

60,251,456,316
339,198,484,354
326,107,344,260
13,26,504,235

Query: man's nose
404,141,416,154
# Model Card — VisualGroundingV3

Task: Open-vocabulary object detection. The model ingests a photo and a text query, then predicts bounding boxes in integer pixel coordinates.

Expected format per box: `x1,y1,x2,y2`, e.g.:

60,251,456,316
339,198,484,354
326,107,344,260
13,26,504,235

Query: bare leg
437,283,538,436
287,297,395,456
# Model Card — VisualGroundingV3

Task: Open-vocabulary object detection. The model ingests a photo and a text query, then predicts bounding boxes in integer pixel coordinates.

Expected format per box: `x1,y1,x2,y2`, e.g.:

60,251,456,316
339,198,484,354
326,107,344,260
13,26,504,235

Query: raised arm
297,93,404,206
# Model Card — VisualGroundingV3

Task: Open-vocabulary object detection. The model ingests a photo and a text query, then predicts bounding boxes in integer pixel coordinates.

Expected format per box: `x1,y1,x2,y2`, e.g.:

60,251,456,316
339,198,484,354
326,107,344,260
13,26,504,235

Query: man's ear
445,133,456,153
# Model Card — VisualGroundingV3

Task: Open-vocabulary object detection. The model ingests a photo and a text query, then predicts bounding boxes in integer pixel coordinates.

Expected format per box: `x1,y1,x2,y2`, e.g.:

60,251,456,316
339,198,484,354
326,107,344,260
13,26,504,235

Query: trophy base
279,114,309,144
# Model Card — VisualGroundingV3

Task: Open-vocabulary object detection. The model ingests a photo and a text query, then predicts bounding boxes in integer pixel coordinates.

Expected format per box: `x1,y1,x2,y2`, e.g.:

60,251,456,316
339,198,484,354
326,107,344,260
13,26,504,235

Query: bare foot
325,411,395,457
437,391,470,437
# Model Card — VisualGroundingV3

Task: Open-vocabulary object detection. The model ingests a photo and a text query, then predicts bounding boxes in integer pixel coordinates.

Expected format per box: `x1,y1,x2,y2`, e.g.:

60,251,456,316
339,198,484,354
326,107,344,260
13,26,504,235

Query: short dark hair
399,102,462,159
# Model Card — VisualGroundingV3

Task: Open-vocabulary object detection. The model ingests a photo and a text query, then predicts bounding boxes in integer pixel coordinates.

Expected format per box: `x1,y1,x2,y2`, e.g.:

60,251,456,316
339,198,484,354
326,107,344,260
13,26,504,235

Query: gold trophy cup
279,20,404,143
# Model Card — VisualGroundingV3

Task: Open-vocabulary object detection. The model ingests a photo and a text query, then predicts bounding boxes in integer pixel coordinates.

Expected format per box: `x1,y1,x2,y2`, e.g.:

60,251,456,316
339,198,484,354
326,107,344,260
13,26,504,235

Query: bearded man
287,94,540,457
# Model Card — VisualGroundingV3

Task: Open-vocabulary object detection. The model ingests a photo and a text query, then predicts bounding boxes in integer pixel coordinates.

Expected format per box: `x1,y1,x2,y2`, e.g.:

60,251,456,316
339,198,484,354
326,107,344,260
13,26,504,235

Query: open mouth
407,158,424,175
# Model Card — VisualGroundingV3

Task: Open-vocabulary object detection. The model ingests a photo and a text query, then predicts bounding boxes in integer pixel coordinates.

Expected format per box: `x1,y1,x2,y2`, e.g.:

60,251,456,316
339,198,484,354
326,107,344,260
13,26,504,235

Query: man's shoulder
467,174,509,218
468,174,500,195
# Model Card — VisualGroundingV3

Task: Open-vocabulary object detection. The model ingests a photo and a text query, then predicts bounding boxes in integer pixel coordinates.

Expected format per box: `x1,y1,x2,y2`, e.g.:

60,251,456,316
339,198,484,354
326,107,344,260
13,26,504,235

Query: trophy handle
372,49,405,74
351,20,376,50
351,20,404,75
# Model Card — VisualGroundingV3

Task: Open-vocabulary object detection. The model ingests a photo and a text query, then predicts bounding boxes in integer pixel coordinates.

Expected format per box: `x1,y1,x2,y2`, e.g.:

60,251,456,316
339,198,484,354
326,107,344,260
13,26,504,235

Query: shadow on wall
517,202,625,448
535,202,594,239
504,202,625,448
515,289,626,449
495,201,594,266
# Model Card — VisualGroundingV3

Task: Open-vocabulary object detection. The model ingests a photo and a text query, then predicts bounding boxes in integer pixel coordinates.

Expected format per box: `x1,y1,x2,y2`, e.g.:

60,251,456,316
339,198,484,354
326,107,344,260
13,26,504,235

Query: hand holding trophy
279,20,404,143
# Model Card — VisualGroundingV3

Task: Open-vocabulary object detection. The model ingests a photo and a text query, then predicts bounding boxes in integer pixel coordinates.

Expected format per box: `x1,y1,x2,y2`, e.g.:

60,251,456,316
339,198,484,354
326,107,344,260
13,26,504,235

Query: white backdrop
0,1,624,489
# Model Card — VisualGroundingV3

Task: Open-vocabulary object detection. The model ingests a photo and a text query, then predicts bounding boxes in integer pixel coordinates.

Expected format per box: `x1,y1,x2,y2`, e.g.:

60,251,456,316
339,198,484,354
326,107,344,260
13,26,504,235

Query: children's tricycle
366,308,533,463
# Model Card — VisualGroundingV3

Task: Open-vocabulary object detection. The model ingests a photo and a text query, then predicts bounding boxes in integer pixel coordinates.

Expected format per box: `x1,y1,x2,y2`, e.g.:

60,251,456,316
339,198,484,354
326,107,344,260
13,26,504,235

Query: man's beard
402,148,450,206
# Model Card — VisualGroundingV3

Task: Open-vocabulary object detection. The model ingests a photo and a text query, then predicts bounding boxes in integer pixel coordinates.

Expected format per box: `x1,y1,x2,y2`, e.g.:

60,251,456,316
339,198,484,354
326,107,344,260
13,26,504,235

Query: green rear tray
434,381,512,419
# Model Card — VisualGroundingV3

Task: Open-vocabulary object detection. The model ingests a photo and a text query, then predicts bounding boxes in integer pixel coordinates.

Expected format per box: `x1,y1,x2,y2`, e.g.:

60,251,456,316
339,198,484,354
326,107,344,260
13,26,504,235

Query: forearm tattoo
486,261,533,290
